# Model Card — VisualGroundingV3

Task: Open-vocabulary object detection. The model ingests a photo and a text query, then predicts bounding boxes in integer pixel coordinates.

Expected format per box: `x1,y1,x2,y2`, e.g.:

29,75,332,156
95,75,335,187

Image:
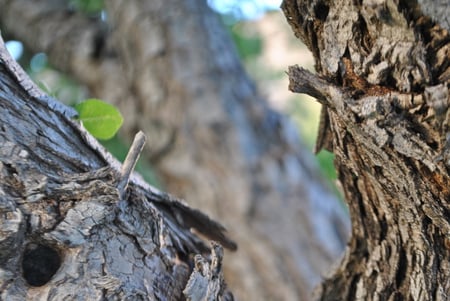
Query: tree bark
0,1,350,300
0,36,234,300
282,0,450,299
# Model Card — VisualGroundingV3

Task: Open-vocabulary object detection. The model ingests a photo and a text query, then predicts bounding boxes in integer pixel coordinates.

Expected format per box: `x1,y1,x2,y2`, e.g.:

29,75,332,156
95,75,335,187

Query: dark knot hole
22,244,61,286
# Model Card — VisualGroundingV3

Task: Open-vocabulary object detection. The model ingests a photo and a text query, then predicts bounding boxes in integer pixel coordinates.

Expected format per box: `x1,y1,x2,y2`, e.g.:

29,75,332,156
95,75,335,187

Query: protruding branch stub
118,131,147,198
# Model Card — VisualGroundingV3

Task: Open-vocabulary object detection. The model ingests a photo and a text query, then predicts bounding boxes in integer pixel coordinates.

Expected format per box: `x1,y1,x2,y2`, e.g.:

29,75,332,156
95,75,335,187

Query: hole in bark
22,244,61,286
314,2,329,21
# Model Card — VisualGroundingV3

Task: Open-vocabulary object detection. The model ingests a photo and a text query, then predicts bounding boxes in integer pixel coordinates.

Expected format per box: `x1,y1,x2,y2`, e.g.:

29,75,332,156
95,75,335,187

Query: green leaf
74,99,123,140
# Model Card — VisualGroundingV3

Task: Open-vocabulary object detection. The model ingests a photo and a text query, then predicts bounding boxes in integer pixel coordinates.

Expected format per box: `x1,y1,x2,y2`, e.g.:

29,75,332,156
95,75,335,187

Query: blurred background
5,0,338,194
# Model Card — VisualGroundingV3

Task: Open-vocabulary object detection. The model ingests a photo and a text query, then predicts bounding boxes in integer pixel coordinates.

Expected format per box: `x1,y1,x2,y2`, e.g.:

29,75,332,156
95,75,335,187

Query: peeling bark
283,0,450,299
0,37,233,300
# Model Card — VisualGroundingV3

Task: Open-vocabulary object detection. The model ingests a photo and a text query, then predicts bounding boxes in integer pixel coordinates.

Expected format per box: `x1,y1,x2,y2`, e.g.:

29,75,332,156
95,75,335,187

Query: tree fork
282,0,450,300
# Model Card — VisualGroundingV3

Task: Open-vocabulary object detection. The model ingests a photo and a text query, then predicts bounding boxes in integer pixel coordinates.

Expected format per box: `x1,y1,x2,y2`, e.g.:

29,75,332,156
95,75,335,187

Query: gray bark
282,0,450,300
0,1,350,300
0,37,233,300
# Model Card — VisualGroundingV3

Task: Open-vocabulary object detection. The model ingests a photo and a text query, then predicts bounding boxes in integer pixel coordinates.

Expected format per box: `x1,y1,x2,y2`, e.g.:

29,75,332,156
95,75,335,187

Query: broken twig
118,131,147,198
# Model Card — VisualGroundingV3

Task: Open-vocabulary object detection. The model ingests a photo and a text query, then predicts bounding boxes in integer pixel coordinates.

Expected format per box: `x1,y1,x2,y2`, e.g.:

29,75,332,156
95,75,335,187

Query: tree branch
0,35,235,299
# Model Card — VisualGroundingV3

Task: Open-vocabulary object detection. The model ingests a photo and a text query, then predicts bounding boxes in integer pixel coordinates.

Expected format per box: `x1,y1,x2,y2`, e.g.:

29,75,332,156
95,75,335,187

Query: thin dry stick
118,131,147,198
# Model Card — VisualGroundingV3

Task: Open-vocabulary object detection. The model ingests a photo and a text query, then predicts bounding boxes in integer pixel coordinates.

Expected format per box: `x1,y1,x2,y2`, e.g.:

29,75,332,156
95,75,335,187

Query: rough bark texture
0,37,234,300
282,0,450,300
0,1,350,300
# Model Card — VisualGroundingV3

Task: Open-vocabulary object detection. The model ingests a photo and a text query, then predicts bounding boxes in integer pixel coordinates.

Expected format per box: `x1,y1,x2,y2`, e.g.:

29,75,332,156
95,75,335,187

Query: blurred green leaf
70,0,104,13
74,99,123,140
230,25,262,60
316,150,337,181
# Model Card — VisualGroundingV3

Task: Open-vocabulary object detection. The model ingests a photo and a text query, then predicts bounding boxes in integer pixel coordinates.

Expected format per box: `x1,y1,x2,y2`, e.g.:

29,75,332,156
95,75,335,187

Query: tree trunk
282,0,450,299
0,1,350,299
